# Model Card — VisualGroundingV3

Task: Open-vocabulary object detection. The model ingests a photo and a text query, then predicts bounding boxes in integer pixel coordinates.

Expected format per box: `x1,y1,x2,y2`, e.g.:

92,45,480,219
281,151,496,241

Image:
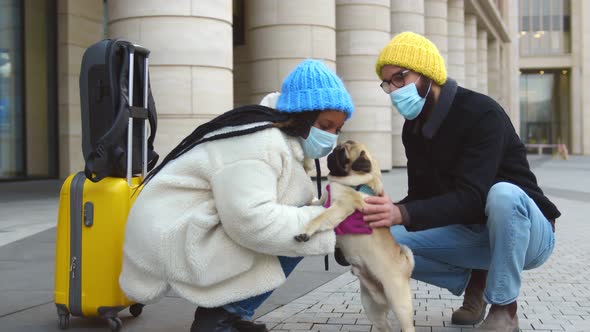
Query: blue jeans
391,182,555,305
223,256,303,319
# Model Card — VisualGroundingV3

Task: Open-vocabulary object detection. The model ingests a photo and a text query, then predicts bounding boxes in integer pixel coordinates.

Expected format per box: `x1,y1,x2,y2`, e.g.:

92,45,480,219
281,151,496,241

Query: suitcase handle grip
126,46,151,185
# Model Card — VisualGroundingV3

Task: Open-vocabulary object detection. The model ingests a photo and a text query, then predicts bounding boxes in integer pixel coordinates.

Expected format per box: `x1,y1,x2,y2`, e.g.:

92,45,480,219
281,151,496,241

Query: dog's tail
399,244,415,275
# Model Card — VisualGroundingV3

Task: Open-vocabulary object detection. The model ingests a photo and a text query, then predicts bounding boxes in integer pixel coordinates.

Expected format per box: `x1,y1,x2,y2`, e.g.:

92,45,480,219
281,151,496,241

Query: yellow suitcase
54,42,153,331
54,174,143,331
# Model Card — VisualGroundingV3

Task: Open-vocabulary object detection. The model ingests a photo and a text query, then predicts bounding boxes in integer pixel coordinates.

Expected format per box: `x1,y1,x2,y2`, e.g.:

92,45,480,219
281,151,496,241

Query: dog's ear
351,151,372,173
327,147,349,176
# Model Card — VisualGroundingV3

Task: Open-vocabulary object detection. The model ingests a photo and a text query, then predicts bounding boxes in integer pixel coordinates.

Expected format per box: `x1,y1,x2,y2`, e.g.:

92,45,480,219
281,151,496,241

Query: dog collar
353,184,376,196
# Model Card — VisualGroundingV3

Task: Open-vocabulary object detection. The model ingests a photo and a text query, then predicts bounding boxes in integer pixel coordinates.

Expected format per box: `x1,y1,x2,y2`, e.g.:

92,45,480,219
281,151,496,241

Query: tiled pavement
256,156,590,332
1,156,588,331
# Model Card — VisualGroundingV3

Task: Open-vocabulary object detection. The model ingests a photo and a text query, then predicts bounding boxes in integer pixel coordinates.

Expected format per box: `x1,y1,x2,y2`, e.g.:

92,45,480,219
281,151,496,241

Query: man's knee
485,182,528,222
390,225,411,245
486,182,527,209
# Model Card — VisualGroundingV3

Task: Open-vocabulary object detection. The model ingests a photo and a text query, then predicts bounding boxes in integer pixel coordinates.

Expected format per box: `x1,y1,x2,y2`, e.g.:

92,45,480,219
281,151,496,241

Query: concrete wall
51,0,526,177
108,0,234,159
336,0,392,170
57,0,104,178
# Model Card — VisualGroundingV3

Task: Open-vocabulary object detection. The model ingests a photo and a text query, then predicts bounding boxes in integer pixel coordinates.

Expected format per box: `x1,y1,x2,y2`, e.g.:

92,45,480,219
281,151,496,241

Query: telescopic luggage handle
126,43,151,185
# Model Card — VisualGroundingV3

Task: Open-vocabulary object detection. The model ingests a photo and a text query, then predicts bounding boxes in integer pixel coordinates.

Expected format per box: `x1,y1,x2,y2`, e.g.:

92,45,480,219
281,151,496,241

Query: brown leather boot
451,269,488,325
477,301,519,332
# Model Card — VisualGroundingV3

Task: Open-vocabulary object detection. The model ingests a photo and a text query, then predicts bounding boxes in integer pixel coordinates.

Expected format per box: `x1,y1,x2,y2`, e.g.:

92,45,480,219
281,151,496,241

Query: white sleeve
210,159,336,257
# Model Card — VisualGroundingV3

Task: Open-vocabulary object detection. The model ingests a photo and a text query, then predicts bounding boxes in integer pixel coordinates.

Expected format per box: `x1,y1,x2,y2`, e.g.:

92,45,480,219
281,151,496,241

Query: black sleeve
403,110,505,231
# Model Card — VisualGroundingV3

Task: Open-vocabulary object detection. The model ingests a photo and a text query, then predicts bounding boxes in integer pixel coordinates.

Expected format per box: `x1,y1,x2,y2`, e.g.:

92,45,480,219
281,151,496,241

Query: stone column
424,0,448,63
477,29,488,94
233,44,250,107
504,0,520,131
336,0,392,169
390,0,425,34
570,0,583,154
108,1,234,158
246,0,336,104
464,14,477,90
487,38,501,104
390,0,425,167
447,0,465,84
57,0,104,177
581,0,590,154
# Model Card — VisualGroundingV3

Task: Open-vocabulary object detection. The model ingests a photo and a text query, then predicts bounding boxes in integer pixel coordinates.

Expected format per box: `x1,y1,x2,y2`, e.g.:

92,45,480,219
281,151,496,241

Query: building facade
518,0,589,156
1,0,585,181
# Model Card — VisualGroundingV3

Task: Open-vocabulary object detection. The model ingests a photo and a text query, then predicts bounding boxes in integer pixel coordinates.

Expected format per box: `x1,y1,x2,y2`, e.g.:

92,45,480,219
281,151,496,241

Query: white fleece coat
119,123,336,307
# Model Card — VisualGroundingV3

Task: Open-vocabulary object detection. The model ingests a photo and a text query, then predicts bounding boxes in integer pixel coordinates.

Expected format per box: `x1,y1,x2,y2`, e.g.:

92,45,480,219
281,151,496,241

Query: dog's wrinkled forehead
330,140,372,174
340,140,367,159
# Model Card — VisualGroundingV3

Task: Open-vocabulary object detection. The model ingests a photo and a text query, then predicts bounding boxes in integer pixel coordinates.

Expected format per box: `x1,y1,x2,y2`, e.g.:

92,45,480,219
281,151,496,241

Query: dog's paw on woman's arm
294,233,311,242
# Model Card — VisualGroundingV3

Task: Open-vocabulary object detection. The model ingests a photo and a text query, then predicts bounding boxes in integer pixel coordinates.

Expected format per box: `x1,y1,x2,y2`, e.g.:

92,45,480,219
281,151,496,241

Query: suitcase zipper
68,172,86,316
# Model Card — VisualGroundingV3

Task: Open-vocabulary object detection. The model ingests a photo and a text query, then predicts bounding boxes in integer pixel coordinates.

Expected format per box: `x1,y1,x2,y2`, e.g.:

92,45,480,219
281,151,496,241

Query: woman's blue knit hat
276,59,354,119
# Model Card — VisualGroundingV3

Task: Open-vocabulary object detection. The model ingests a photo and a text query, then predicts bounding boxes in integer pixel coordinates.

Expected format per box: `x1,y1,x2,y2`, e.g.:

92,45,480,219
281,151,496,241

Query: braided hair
141,105,319,186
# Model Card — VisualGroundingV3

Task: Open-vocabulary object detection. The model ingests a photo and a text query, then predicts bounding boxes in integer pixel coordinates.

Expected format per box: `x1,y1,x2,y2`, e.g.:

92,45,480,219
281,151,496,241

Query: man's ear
351,151,372,173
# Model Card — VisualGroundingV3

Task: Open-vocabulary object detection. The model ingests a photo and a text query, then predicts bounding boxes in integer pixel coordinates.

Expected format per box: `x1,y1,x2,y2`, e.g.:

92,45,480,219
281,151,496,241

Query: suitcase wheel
129,303,144,317
58,314,70,330
107,317,122,332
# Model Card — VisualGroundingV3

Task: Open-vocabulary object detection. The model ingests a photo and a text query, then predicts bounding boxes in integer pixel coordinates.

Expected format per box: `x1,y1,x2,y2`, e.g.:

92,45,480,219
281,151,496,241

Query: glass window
520,70,570,150
519,0,571,56
0,0,24,178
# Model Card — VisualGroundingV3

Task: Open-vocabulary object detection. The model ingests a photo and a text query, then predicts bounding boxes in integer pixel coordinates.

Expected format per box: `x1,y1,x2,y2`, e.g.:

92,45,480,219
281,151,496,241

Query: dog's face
327,140,375,177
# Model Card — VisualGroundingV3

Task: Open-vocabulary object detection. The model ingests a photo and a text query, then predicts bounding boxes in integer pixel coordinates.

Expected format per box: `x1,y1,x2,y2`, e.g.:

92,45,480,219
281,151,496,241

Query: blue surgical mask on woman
390,76,432,120
300,126,338,159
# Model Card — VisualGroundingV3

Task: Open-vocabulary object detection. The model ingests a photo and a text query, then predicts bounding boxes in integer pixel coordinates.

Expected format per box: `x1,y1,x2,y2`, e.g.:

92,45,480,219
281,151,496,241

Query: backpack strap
85,42,132,182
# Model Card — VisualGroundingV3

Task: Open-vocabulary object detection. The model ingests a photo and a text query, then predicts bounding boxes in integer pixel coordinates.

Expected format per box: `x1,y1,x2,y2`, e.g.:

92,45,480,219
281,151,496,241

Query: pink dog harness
323,185,373,235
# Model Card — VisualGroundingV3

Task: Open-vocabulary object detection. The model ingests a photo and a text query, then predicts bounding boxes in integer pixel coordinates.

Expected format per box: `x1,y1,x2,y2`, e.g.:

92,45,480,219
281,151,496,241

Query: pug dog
295,140,415,332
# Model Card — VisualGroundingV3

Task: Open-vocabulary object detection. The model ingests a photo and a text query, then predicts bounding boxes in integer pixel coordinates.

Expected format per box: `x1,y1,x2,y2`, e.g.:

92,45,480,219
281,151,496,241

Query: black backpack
79,39,159,182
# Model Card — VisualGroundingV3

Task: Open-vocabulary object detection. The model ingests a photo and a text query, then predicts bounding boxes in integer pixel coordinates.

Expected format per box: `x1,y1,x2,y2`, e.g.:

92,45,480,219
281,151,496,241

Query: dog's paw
294,233,311,242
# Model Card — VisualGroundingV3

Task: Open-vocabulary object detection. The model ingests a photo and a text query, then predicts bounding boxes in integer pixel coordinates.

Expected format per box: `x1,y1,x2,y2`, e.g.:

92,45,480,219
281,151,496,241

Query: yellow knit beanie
375,31,447,85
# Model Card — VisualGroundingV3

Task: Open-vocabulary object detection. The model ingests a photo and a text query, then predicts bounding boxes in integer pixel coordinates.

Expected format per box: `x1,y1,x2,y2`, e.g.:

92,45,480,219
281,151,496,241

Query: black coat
398,79,561,231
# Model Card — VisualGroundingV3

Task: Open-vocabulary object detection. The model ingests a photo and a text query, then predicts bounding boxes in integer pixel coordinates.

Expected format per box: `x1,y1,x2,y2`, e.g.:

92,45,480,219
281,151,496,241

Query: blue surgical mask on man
300,126,338,159
390,76,432,120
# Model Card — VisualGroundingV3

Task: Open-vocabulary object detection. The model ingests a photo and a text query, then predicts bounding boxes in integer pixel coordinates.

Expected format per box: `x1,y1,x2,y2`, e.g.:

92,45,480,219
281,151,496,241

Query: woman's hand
362,193,403,228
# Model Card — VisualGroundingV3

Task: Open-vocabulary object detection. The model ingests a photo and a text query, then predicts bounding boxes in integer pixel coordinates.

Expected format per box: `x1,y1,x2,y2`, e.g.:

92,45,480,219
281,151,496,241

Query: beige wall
246,0,336,104
57,0,104,178
107,0,234,160
336,0,392,170
25,0,49,176
54,0,529,176
581,0,590,154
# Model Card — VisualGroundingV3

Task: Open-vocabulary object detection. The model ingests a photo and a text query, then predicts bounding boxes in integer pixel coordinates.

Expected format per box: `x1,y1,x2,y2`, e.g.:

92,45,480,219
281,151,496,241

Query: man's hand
362,193,403,228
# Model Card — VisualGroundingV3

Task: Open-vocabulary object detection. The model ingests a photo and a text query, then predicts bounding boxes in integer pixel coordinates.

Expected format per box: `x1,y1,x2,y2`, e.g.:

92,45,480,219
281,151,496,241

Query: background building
0,0,586,181
518,0,589,156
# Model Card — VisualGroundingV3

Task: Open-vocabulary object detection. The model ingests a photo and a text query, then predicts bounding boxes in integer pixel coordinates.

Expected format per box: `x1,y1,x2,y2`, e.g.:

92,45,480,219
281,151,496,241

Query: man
362,32,560,331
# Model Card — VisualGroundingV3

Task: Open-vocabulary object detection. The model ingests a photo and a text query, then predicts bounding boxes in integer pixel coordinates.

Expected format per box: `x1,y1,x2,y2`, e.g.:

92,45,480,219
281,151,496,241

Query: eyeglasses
380,69,410,93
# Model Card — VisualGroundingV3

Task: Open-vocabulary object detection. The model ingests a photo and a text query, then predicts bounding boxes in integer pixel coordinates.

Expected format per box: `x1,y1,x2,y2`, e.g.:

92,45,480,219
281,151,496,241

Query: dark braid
141,105,319,186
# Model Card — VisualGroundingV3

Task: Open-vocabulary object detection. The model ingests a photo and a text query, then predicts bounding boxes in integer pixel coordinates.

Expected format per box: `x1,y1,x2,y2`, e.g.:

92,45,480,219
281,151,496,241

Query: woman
118,59,354,331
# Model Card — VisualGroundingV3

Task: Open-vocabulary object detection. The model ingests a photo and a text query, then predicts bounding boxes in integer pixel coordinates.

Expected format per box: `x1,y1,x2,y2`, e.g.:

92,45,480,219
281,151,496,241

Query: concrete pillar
424,0,448,63
504,0,520,131
447,0,465,84
571,0,583,154
390,0,425,34
336,0,392,170
390,0,425,167
233,44,250,107
581,0,590,154
477,30,488,94
108,0,234,158
487,39,501,104
57,0,104,177
246,0,336,104
464,14,477,90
